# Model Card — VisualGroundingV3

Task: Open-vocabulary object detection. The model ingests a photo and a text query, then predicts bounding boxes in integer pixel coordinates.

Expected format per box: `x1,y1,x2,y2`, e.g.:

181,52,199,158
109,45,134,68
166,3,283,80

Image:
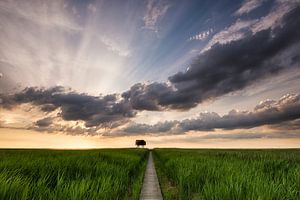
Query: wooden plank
140,151,163,200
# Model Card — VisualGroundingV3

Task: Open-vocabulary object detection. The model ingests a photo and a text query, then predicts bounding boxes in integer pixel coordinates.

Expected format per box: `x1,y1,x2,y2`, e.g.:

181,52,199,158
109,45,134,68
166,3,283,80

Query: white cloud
203,0,299,52
143,0,170,32
189,28,213,41
203,19,257,51
251,1,298,32
235,0,265,16
99,36,131,57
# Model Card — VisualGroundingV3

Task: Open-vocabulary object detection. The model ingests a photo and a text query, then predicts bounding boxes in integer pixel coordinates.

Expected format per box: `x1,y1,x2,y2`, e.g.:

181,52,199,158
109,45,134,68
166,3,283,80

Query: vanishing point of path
140,151,163,200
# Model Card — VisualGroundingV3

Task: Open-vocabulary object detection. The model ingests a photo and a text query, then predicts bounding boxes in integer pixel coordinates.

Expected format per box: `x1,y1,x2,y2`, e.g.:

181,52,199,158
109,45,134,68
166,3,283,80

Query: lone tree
135,140,146,148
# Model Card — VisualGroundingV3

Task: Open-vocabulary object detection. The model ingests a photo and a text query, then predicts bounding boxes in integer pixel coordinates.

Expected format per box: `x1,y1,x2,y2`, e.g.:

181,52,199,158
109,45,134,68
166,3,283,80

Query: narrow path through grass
140,151,163,200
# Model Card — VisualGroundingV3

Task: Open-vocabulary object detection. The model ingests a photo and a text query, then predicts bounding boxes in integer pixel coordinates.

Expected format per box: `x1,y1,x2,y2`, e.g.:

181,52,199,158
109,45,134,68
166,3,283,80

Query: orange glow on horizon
1,128,300,149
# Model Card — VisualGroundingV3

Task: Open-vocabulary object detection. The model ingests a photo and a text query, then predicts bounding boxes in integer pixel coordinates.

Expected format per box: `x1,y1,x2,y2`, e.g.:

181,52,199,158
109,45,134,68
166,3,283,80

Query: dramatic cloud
123,6,300,111
123,120,179,135
206,1,298,51
122,82,176,111
4,5,296,116
250,1,299,33
2,89,300,136
204,19,257,50
1,1,300,139
122,93,300,134
1,86,135,128
179,94,300,131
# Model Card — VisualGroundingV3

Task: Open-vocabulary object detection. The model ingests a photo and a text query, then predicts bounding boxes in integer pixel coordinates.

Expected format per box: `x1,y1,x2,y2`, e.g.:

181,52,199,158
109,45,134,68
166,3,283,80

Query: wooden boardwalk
140,151,163,200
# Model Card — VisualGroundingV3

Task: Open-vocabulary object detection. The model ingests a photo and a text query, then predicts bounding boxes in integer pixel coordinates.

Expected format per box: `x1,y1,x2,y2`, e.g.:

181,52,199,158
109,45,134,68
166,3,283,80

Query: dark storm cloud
270,119,300,131
2,91,300,135
123,121,178,134
1,6,300,134
122,94,300,134
179,94,300,131
40,104,57,112
123,6,300,110
1,86,136,128
35,117,53,127
199,132,300,140
121,82,176,111
291,54,300,65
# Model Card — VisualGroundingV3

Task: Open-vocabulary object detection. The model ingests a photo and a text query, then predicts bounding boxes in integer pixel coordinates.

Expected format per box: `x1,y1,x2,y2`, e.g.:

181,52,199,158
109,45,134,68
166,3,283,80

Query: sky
0,0,300,148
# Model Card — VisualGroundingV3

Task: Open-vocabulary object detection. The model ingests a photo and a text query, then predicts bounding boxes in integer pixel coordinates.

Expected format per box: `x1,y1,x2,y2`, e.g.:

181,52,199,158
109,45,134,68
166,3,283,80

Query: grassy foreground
153,149,300,200
0,149,148,200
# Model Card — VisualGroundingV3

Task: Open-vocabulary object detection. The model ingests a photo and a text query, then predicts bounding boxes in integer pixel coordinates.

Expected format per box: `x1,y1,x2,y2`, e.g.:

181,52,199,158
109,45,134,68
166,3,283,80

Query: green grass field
153,149,300,200
0,149,148,200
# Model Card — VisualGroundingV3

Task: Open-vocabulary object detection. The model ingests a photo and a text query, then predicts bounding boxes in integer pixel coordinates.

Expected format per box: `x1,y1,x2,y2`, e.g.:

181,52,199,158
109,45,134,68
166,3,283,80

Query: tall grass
0,149,148,200
153,149,300,200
